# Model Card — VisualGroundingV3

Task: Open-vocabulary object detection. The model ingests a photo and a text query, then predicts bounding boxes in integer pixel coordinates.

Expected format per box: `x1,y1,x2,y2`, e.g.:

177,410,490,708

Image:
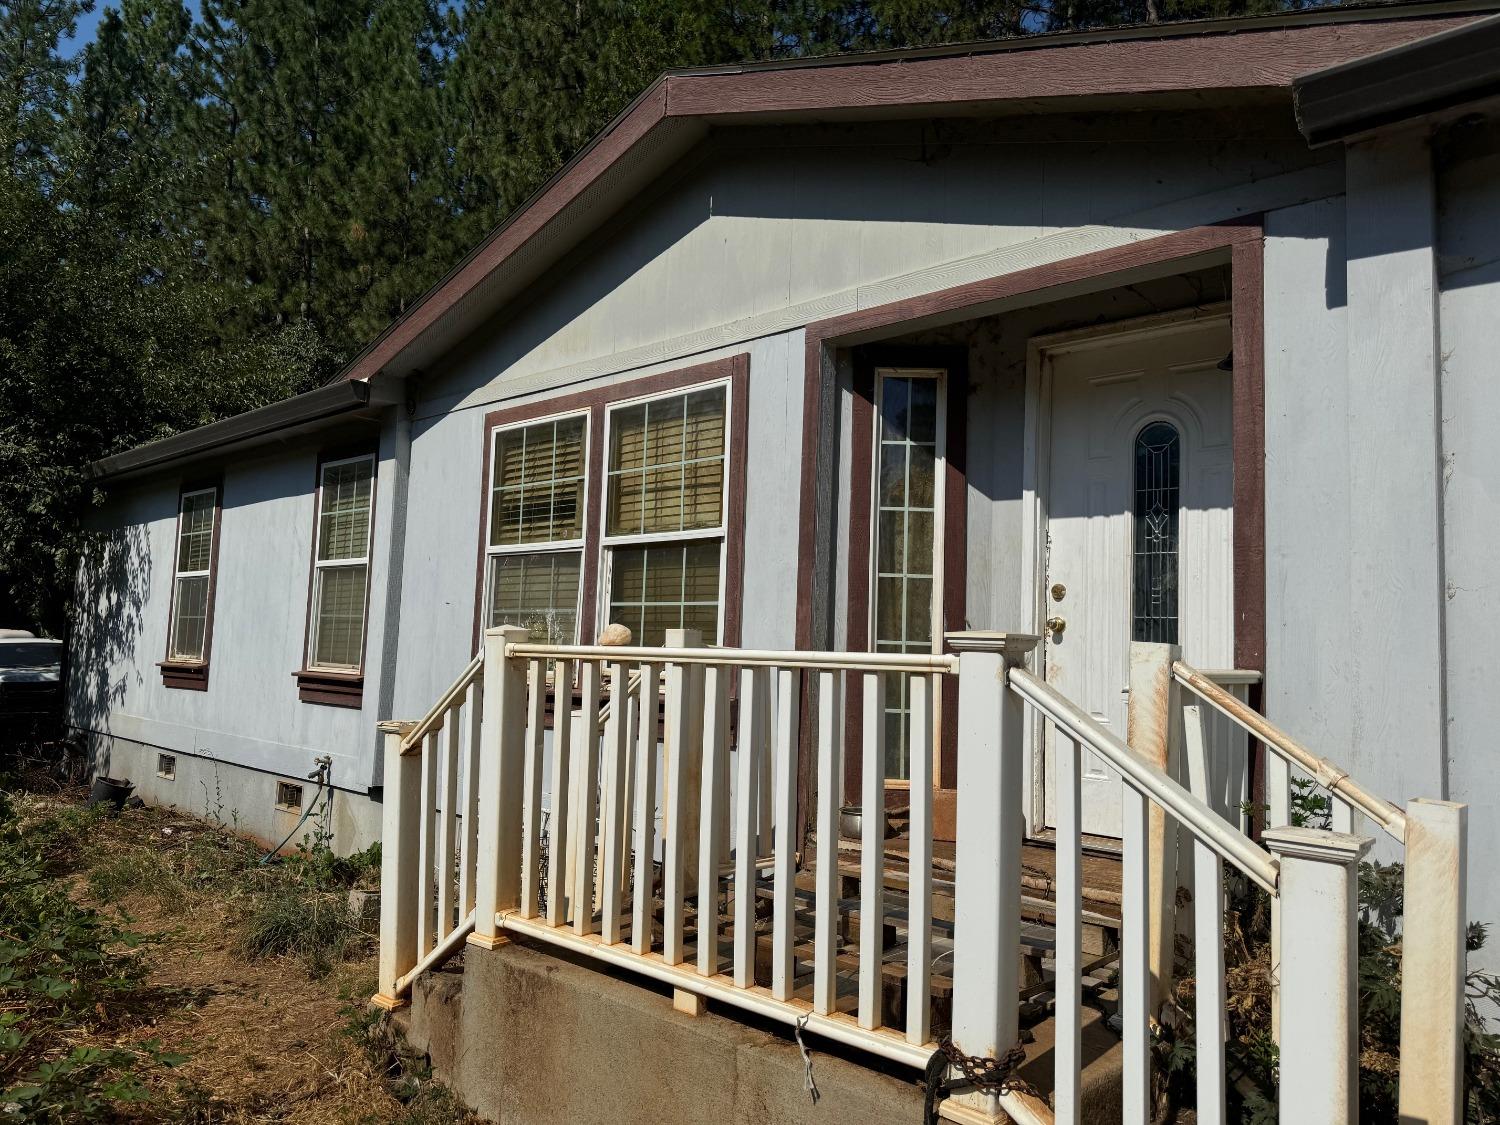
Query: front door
1038,313,1234,839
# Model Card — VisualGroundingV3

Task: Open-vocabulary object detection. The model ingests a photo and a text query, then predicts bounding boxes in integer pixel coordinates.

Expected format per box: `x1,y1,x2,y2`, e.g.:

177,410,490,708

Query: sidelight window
1131,420,1181,645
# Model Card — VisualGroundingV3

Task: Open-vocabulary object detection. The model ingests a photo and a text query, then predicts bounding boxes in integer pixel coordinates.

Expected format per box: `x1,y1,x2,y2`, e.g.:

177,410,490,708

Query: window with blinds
485,414,587,643
169,487,217,662
309,455,375,671
603,384,728,646
871,371,944,781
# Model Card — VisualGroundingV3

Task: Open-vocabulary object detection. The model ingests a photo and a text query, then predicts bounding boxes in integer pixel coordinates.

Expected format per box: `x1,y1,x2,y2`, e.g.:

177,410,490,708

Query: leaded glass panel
1132,421,1180,645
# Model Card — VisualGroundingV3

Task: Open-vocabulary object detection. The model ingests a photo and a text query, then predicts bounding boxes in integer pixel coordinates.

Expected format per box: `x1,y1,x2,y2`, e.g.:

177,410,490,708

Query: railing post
469,625,530,950
947,631,1038,1121
1263,826,1372,1125
1398,799,1468,1125
1126,639,1182,1019
372,720,419,1009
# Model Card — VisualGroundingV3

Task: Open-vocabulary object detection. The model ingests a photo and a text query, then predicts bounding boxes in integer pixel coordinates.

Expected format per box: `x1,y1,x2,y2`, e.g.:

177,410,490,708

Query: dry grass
9,786,479,1124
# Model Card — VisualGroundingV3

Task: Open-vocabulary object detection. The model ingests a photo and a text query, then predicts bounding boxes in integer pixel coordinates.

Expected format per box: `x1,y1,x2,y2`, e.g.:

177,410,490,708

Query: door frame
1019,303,1233,837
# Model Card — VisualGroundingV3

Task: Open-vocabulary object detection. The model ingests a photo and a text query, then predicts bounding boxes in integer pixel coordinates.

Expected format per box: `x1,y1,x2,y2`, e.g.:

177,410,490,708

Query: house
73,5,1498,1121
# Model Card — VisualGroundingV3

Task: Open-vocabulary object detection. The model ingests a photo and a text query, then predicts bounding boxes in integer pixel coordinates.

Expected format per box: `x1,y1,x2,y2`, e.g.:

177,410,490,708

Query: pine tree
0,0,92,173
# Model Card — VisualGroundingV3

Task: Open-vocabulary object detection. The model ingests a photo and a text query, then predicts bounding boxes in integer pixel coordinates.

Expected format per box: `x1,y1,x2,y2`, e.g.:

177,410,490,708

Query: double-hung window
168,487,217,663
870,369,945,780
308,455,376,671
603,384,728,646
484,413,588,643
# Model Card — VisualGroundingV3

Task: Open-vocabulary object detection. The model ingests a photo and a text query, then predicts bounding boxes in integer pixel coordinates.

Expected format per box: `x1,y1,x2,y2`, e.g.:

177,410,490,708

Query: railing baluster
459,678,483,919
771,668,800,1002
600,661,631,944
756,681,773,859
545,660,573,927
1330,794,1353,833
813,669,844,1016
417,729,439,957
858,671,886,1030
1194,835,1227,1125
572,660,601,936
436,707,461,941
519,660,546,919
1054,728,1082,1124
631,662,661,955
1121,783,1150,1124
905,672,933,1047
697,664,731,975
734,666,767,988
1267,750,1288,1043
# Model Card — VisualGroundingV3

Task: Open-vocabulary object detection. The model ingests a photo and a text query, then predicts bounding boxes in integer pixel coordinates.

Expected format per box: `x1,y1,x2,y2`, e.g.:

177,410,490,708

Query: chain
937,1037,1034,1098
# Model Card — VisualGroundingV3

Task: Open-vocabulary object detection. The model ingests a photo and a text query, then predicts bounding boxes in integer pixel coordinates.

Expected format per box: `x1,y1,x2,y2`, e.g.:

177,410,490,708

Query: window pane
170,575,209,661
490,416,587,547
313,564,368,669
608,387,726,537
1132,421,1180,644
177,491,215,573
487,550,582,644
608,543,721,646
872,372,943,781
318,459,374,562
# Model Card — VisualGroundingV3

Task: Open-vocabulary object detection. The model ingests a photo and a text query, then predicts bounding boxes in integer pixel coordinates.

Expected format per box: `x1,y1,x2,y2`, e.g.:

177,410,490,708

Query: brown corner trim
158,661,209,692
294,669,365,709
471,353,753,657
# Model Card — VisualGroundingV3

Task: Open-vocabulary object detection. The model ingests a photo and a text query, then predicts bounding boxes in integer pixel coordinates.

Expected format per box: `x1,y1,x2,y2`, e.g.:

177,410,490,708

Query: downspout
371,385,413,791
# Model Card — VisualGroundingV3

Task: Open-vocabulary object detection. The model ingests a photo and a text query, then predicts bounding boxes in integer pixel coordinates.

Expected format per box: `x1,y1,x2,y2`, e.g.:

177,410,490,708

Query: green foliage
0,793,186,1120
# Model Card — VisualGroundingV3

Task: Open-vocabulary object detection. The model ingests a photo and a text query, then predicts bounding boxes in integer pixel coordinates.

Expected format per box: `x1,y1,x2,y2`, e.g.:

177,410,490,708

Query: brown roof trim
336,5,1490,390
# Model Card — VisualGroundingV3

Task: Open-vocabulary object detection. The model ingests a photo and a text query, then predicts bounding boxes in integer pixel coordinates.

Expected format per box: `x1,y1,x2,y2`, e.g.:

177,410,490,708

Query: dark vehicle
0,635,64,728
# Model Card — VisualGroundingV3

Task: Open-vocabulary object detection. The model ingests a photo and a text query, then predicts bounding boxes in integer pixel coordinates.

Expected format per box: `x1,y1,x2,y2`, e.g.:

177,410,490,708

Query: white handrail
1008,666,1279,893
400,651,483,754
1172,660,1406,842
506,641,960,675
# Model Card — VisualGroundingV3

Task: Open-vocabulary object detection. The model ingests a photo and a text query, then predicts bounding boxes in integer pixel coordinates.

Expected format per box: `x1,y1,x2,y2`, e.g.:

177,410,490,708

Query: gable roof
332,0,1495,390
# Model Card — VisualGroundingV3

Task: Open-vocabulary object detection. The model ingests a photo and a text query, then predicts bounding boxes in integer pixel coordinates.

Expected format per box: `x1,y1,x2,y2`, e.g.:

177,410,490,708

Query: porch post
469,625,530,949
1398,799,1468,1125
1264,826,1372,1125
372,720,419,1010
947,631,1038,1121
1126,640,1182,1019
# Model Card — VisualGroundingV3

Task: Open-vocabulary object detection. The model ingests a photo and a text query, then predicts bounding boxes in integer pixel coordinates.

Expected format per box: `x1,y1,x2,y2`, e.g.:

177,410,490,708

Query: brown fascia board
88,377,400,484
332,3,1493,392
1295,13,1500,145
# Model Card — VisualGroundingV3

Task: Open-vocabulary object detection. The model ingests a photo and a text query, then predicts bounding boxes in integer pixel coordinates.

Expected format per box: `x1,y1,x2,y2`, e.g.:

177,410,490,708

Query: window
484,414,587,643
276,781,304,810
603,385,728,645
871,371,944,780
1132,421,1180,645
308,455,375,671
168,488,217,663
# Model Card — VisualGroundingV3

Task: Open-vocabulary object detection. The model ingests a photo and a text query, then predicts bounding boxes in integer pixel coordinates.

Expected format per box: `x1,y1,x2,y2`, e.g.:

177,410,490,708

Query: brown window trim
472,353,751,719
844,345,968,798
159,476,223,691
296,446,379,709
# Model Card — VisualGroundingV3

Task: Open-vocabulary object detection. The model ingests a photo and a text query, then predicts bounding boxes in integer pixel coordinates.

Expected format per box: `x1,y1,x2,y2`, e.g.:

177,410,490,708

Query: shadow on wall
68,524,152,777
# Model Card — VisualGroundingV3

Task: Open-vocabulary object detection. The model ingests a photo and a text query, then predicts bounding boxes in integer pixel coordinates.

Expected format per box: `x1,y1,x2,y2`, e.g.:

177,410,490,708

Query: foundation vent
276,781,304,811
157,753,176,780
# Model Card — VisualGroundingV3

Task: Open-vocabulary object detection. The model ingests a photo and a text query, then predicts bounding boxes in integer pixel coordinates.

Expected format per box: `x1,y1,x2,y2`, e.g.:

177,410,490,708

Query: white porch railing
373,628,1468,1125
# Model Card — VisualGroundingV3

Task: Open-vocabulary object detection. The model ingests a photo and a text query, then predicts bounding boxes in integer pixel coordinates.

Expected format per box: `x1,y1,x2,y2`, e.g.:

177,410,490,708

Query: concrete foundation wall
401,940,925,1125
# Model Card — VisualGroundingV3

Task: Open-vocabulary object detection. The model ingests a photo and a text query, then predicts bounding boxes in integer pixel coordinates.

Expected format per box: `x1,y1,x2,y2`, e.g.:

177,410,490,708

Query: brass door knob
1046,616,1066,635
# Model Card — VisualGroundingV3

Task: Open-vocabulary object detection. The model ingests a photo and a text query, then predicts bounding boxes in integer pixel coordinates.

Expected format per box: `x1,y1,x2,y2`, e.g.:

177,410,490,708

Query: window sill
159,661,209,691
294,668,364,709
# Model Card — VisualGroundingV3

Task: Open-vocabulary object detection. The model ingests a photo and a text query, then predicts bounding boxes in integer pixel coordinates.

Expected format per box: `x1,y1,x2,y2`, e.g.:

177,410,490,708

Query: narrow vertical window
309,455,376,671
485,413,588,643
604,384,728,646
1132,421,1180,645
168,487,217,664
871,371,943,780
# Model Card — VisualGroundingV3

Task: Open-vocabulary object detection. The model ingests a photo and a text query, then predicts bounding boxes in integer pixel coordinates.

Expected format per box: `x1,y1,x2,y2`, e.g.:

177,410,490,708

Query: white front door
1037,313,1234,840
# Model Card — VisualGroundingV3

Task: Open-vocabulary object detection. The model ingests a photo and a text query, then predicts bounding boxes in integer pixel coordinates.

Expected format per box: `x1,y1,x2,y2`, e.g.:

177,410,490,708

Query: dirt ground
7,781,478,1124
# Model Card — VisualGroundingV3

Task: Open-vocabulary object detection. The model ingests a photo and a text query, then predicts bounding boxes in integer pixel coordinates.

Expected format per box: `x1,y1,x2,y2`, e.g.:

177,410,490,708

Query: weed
238,885,366,976
342,1003,480,1124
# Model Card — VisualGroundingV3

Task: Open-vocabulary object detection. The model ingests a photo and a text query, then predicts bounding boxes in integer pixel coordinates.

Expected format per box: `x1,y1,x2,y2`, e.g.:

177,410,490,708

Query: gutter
1295,13,1500,145
88,378,389,483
